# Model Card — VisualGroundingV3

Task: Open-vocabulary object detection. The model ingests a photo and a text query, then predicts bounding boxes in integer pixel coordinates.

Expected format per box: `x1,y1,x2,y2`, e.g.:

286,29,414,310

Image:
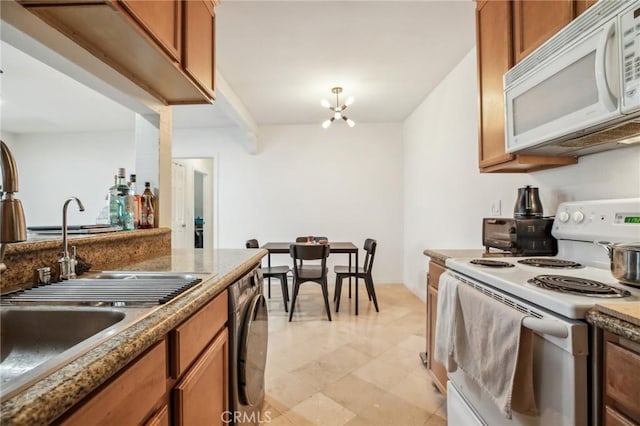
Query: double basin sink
0,272,202,400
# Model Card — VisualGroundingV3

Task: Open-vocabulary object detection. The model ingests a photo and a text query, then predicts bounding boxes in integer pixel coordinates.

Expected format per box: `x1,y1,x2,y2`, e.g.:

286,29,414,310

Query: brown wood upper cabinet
119,0,182,62
476,0,577,173
19,0,217,104
512,0,574,64
183,0,215,97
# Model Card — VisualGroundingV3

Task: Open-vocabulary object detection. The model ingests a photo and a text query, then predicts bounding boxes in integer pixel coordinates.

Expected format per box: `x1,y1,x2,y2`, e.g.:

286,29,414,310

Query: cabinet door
145,405,170,426
513,0,574,63
174,328,229,426
183,0,215,96
426,261,447,394
604,338,640,422
62,340,167,425
575,0,597,17
476,0,514,169
120,0,182,62
604,406,637,426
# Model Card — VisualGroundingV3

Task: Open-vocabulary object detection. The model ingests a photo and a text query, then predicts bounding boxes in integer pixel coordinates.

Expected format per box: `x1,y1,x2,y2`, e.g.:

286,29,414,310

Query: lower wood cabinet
174,328,229,426
426,260,447,394
58,289,230,425
61,340,168,425
145,405,171,426
602,331,640,425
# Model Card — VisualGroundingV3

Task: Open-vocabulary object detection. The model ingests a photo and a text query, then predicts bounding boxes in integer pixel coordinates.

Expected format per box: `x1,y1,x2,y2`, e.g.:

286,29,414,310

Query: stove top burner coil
528,275,631,297
518,258,583,268
470,259,515,268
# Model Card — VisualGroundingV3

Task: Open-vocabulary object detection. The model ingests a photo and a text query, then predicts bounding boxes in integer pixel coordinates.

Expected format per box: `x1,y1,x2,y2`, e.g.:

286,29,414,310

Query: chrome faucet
58,197,85,280
0,140,27,275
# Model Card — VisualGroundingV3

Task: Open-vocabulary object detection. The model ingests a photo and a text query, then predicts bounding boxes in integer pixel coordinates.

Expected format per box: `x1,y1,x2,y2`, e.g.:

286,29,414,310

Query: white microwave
504,0,640,156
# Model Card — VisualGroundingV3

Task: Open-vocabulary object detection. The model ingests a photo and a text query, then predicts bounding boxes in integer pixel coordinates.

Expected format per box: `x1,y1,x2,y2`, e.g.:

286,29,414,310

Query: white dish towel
434,271,537,419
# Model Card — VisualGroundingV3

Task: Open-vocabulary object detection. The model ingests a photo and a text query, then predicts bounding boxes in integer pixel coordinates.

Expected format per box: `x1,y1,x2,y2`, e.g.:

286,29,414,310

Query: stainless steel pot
596,241,640,286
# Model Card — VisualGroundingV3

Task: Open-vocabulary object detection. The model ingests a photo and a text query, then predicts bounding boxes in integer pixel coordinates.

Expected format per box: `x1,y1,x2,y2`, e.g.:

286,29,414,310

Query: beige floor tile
266,371,320,408
352,358,411,390
321,374,387,415
356,392,432,426
376,345,425,372
264,284,436,426
397,334,429,354
289,392,356,426
424,412,448,426
293,346,372,389
280,410,317,426
388,371,445,414
260,396,284,421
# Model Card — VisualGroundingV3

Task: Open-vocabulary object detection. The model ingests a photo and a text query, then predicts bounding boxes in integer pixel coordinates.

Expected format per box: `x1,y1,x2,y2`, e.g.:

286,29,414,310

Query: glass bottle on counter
108,174,120,226
139,182,155,229
117,168,134,230
128,174,141,229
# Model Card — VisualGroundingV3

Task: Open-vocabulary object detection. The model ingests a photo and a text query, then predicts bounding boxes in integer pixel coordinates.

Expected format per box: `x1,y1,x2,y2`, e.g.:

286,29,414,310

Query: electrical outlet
491,200,502,216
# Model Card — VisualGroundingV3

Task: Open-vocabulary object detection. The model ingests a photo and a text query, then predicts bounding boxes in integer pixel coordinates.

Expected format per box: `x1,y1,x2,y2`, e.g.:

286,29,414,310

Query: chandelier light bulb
320,87,355,128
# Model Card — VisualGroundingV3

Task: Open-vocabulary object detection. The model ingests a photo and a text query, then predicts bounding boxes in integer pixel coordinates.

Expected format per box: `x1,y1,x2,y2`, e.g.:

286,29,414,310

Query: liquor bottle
140,182,155,229
108,175,120,226
128,174,141,229
117,168,134,230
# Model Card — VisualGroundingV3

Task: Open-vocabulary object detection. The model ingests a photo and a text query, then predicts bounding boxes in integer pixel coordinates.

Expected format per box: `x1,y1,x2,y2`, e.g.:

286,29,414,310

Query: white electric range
442,198,640,426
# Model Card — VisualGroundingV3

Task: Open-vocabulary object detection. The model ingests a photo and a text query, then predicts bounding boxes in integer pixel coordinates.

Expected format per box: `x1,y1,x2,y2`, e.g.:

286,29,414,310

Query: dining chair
288,243,332,321
334,238,379,313
245,239,290,312
293,236,328,269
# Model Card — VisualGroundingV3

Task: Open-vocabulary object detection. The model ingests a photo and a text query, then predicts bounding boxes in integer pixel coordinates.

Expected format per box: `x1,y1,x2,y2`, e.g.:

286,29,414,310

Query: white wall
402,48,640,301
4,130,135,227
173,123,405,284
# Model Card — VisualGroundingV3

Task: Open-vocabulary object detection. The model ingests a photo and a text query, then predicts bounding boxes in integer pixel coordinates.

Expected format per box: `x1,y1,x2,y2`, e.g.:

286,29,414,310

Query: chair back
295,236,328,243
363,238,377,274
246,239,259,249
289,243,330,278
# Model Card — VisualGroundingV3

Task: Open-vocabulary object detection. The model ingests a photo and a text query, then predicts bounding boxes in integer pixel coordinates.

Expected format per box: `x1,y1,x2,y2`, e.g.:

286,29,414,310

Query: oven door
446,272,590,426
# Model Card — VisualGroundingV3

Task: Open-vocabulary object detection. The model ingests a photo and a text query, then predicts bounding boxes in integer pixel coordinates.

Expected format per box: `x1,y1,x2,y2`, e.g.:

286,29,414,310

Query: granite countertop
586,302,640,344
423,248,486,265
0,248,267,425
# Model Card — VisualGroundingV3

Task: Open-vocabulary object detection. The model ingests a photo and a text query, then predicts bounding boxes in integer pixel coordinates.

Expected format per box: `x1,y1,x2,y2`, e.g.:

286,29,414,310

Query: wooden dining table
260,242,362,315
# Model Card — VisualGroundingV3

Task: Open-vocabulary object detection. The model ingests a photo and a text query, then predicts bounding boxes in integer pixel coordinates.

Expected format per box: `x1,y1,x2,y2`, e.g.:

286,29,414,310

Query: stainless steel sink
0,306,151,400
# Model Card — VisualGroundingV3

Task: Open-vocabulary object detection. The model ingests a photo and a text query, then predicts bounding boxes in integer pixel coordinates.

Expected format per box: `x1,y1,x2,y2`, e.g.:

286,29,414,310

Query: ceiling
0,0,476,133
216,0,475,125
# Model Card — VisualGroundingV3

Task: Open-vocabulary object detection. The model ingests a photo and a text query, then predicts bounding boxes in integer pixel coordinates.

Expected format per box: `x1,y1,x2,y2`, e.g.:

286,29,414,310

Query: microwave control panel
620,4,640,112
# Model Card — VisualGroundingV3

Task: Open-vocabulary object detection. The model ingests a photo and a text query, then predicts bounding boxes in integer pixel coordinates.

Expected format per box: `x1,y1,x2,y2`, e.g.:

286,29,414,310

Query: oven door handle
522,317,568,338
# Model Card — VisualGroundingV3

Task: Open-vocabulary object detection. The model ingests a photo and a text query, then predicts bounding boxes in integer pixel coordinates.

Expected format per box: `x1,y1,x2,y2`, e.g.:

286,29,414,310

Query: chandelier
321,87,355,128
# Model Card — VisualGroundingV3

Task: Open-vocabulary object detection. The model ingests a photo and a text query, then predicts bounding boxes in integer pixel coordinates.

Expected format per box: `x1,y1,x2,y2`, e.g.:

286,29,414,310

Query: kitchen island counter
0,248,266,425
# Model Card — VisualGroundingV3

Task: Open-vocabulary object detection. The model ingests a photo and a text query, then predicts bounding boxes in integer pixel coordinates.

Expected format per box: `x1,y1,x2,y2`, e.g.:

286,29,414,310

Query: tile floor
260,282,447,426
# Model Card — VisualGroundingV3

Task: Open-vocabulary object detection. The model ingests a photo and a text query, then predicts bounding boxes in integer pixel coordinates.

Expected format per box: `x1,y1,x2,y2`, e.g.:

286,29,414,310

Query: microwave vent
506,1,625,86
558,121,640,148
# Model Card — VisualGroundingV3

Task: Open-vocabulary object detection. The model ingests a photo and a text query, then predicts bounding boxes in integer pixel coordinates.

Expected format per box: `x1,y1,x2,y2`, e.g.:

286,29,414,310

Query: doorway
194,170,207,248
171,158,215,249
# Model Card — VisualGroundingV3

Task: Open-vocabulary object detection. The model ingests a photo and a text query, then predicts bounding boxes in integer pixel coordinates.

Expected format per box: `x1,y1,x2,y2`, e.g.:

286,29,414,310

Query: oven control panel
552,198,640,242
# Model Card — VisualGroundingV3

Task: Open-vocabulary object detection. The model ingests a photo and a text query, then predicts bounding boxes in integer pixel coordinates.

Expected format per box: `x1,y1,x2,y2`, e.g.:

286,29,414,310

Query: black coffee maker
514,185,543,218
